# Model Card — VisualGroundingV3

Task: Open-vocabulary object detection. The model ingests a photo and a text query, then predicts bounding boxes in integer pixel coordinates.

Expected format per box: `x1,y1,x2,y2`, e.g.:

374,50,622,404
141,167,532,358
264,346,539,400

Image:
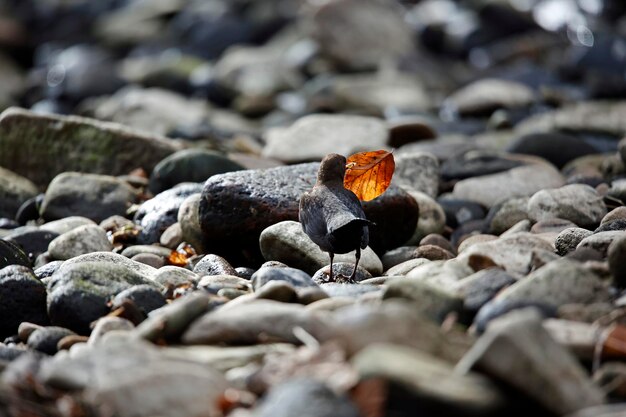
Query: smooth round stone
414,245,455,261
177,193,205,254
0,345,27,362
60,252,157,281
134,183,203,244
384,258,431,276
506,132,597,169
384,278,463,323
577,231,626,257
130,253,165,269
602,207,626,224
40,216,97,235
152,266,199,287
393,152,439,198
121,245,171,259
420,234,455,255
531,218,577,234
438,199,487,228
319,283,381,298
234,267,255,280
27,326,76,355
555,228,594,256
457,235,498,253
197,274,251,294
405,191,446,244
112,285,166,315
252,266,317,290
441,151,525,182
253,281,298,303
381,246,418,270
5,229,59,262
595,219,626,233
0,239,30,269
99,215,134,232
57,334,89,350
0,166,38,219
40,172,139,223
193,254,237,277
312,263,372,284
444,78,535,116
609,234,626,288
160,222,183,249
15,194,43,225
501,219,532,236
454,268,517,314
48,225,112,261
149,149,244,194
607,179,626,203
89,317,135,345
388,119,436,148
527,184,607,229
297,286,330,305
18,322,42,342
473,300,557,334
0,265,48,338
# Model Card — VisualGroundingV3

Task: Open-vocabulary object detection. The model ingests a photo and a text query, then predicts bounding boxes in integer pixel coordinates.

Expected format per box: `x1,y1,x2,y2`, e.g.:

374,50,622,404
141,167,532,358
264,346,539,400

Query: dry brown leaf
344,150,395,201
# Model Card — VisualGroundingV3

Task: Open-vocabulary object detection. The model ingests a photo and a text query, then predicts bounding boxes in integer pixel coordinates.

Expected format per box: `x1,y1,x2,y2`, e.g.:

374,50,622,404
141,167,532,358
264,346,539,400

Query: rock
120,245,171,259
506,133,598,169
441,152,525,182
252,266,317,290
89,317,134,344
494,259,609,307
577,231,625,256
0,265,48,337
406,259,474,289
27,326,76,355
555,228,594,256
47,261,160,334
384,258,431,276
130,253,165,269
260,221,383,276
40,173,139,223
420,234,455,254
595,219,626,233
310,0,414,70
182,300,330,345
453,163,564,208
0,107,180,187
444,78,535,117
0,166,38,219
456,309,605,415
254,281,299,303
454,268,517,314
602,206,626,224
393,152,439,198
134,183,203,244
34,261,63,280
312,263,372,284
531,218,577,235
152,266,199,288
197,275,251,294
404,191,446,244
565,405,626,417
40,216,96,235
200,163,417,261
384,278,463,322
177,193,205,253
486,197,530,235
149,149,244,194
352,344,504,415
4,229,59,262
527,184,607,228
457,233,554,276
111,285,166,315
262,114,388,163
252,378,360,417
320,283,381,298
608,234,626,288
457,235,498,254
193,254,237,277
159,223,183,249
48,225,112,260
438,199,487,229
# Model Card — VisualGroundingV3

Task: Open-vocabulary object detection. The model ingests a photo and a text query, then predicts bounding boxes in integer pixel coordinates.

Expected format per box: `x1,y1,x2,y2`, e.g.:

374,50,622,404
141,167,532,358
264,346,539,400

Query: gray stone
608,234,626,288
384,278,463,322
406,259,474,289
254,281,299,303
555,227,594,256
152,266,199,287
40,216,96,235
5,229,59,263
260,221,382,276
89,317,134,344
177,193,204,253
0,107,180,187
59,252,157,281
27,326,75,355
404,191,446,244
319,283,381,298
48,225,112,260
111,285,166,315
456,309,605,415
393,152,439,198
159,222,183,249
252,266,317,290
0,239,30,269
182,300,331,345
40,172,139,223
312,263,372,284
384,258,431,276
262,114,388,163
454,268,517,313
576,231,626,256
193,254,237,277
197,275,251,294
130,253,165,268
486,197,530,235
120,245,171,259
527,184,607,228
0,265,48,337
453,163,564,208
0,166,38,219
444,78,535,116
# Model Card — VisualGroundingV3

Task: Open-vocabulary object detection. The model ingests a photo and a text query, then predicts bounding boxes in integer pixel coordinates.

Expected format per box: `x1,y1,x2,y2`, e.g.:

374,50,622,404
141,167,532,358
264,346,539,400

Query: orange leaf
344,150,395,201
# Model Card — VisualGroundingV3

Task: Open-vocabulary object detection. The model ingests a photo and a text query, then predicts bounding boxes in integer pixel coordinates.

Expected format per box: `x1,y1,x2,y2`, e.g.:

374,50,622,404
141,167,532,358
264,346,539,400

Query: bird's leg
328,252,334,282
348,247,361,283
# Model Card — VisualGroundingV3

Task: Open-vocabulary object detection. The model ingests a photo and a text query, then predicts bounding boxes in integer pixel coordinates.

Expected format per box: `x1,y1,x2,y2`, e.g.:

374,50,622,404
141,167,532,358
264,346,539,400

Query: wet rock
149,149,244,194
393,152,439,198
260,221,382,276
555,228,594,256
27,326,75,355
527,184,607,229
262,114,388,163
486,197,530,235
384,278,463,322
608,234,626,288
453,163,564,208
182,300,330,345
312,263,372,284
252,378,360,417
457,235,498,253
0,166,38,219
48,225,112,260
111,285,166,316
310,0,414,70
0,264,48,339
40,173,139,223
134,183,203,244
0,107,180,187
444,78,535,117
193,254,237,277
47,261,160,334
252,266,317,290
404,192,446,244
352,344,503,415
458,233,554,276
5,229,59,262
457,309,605,415
577,231,625,256
507,133,598,169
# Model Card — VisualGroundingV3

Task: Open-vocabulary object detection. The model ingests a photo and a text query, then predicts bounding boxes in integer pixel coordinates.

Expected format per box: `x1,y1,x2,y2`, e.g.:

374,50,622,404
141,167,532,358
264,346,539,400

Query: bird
299,153,370,282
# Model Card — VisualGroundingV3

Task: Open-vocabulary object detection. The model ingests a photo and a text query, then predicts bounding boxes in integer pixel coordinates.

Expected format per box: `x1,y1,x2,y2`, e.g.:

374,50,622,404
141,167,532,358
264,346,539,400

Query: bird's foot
334,273,357,284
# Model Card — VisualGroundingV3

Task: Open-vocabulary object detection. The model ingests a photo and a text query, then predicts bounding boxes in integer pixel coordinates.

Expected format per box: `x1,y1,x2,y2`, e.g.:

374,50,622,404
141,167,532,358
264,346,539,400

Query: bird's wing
298,191,329,247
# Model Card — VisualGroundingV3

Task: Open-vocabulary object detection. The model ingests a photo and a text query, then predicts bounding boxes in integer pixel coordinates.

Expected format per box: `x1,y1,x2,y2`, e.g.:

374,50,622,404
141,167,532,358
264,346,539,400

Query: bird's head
317,153,347,184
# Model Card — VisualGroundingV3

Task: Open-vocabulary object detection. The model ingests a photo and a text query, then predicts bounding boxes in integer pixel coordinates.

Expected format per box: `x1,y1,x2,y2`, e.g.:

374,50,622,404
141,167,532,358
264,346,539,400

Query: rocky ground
1,0,626,416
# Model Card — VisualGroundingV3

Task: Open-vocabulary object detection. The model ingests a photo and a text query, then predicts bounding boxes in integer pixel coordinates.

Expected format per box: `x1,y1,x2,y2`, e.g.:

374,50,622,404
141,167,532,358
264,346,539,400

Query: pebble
384,278,463,323
177,193,205,253
507,132,598,169
527,184,607,229
40,172,139,223
5,229,59,262
555,228,594,256
444,78,535,116
159,222,183,249
254,281,299,303
485,196,530,235
130,253,165,269
608,234,626,288
404,191,446,244
111,285,166,315
384,258,431,276
88,317,135,344
40,216,97,235
27,326,76,355
152,266,199,288
121,245,171,259
250,266,317,290
193,254,238,277
454,268,517,314
48,224,112,260
312,263,372,284
0,265,48,338
393,152,439,198
197,275,251,294
576,231,626,256
0,166,38,219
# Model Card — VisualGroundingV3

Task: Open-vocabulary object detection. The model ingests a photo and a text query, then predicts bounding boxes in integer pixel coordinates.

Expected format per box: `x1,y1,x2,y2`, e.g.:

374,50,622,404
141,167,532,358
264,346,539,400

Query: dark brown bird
299,153,370,281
